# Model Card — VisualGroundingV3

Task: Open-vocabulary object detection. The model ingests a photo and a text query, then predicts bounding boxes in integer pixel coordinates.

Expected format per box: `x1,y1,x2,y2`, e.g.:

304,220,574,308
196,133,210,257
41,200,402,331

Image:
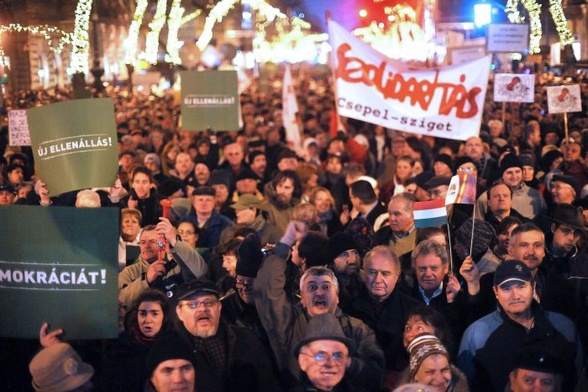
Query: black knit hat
500,153,523,176
433,154,453,170
146,333,196,377
236,233,264,278
455,218,496,259
326,232,359,262
209,170,231,189
453,156,475,173
541,149,563,171
513,345,564,374
192,185,216,197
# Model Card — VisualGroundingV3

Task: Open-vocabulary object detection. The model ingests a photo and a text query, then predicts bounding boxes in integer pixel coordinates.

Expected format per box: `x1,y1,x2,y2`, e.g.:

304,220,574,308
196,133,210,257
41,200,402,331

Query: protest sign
0,206,119,339
487,23,529,53
180,70,239,131
27,98,118,196
494,74,535,103
545,85,582,114
328,20,491,141
8,110,31,146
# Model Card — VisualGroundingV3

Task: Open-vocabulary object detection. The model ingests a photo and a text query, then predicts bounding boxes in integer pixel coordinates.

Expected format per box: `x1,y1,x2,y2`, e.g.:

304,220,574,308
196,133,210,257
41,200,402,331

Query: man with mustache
174,279,280,392
458,260,582,392
253,221,385,390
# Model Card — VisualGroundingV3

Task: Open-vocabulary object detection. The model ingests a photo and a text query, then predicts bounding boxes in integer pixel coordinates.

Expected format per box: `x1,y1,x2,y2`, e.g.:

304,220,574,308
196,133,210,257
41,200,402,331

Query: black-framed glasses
179,299,219,309
300,351,347,364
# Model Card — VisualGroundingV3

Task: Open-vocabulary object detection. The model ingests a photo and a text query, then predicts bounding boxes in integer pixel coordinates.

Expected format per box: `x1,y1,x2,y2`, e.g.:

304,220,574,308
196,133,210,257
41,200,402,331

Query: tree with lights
505,0,574,55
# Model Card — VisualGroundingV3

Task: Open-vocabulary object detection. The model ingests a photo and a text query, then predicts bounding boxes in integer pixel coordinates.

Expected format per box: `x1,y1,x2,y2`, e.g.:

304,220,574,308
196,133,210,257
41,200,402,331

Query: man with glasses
294,313,355,391
533,174,579,232
175,279,280,392
118,220,207,310
253,221,385,390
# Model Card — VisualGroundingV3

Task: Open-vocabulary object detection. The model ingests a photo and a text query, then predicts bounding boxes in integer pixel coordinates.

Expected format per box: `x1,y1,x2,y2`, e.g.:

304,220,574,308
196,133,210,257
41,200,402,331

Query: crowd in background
1,63,588,392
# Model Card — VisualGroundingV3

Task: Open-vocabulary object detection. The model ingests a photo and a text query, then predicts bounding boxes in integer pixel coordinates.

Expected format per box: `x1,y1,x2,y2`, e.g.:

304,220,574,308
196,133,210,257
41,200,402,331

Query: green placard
27,98,118,196
0,205,119,339
180,70,239,131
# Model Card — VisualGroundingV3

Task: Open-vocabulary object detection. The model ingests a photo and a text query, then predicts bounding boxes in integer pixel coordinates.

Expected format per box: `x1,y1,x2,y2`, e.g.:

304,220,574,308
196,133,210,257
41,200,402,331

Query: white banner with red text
328,20,491,142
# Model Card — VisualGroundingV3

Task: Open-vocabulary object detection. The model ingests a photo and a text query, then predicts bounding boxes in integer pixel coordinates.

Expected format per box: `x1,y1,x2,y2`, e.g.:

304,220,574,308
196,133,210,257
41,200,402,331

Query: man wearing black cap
248,151,268,192
458,260,582,392
184,186,232,249
476,154,545,220
0,184,16,205
425,176,451,201
506,346,563,392
232,168,264,202
146,333,197,392
533,173,579,232
174,279,280,392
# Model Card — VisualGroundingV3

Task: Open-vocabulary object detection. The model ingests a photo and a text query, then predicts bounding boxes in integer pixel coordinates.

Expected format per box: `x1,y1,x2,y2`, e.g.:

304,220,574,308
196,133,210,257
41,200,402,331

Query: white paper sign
8,110,31,146
487,24,529,53
494,74,535,103
546,85,582,114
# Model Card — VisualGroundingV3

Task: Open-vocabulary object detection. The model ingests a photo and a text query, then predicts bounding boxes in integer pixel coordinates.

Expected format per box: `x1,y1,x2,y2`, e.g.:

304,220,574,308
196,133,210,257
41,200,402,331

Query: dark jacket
178,320,281,392
122,190,163,226
342,286,421,372
254,243,386,390
458,303,582,392
186,209,232,249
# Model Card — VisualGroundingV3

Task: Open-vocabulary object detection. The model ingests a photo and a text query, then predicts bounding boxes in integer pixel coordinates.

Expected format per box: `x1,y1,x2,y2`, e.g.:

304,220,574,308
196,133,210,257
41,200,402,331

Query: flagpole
469,202,476,256
446,216,454,274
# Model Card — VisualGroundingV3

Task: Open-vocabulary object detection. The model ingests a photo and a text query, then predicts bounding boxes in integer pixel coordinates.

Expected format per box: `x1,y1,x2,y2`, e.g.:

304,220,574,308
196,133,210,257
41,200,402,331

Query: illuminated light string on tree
196,0,286,51
506,0,573,54
125,0,149,65
143,0,168,64
166,0,184,64
70,0,94,74
0,24,73,63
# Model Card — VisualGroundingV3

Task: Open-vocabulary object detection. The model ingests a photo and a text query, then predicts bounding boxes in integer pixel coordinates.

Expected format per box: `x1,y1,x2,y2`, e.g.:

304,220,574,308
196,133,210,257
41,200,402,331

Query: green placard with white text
27,98,118,196
180,70,239,131
0,206,119,339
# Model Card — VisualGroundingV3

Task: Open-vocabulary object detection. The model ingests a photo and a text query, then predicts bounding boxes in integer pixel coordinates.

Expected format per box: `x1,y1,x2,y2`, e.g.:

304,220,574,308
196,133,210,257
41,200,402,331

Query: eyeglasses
179,299,219,309
337,249,359,259
300,351,347,364
178,230,195,235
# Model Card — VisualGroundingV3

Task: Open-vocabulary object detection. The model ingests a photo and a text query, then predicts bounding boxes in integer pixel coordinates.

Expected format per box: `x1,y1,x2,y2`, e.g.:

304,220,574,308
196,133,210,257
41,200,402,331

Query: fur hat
326,232,359,262
29,343,94,392
293,313,355,356
407,334,449,380
236,233,264,278
146,333,196,377
500,153,523,176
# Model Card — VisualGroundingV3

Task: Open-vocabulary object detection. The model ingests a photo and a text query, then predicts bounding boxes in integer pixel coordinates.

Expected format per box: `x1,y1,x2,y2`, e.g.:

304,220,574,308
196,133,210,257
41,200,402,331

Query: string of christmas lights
166,0,184,64
69,0,93,74
143,0,168,64
125,0,148,65
0,24,73,62
506,0,574,54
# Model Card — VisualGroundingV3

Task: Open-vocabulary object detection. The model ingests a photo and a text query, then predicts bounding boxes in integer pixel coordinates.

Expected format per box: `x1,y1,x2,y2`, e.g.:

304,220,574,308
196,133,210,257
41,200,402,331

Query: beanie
146,333,196,377
236,233,264,278
407,334,449,381
454,218,496,260
433,154,453,171
500,153,523,176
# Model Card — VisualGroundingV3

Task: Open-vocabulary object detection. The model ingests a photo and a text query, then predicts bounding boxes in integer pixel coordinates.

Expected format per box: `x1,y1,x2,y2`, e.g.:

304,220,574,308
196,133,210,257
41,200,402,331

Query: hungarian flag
445,173,477,205
282,65,301,150
413,199,447,228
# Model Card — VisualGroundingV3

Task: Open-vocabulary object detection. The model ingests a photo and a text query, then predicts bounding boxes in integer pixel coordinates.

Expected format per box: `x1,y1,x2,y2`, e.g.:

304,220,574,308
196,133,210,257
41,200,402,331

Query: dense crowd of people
1,63,588,391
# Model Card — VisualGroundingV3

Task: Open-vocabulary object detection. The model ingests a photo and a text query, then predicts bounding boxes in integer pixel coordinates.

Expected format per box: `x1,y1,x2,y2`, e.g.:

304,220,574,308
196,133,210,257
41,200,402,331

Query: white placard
546,85,582,114
487,24,529,53
494,73,535,103
8,110,31,146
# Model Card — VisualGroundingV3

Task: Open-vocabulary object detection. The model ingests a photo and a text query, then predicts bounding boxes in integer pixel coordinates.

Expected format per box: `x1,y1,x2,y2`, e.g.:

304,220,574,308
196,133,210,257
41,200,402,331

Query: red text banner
328,20,491,141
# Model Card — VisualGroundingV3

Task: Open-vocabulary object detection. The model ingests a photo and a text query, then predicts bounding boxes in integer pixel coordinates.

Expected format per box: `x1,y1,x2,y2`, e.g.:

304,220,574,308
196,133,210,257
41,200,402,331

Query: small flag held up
413,199,448,228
